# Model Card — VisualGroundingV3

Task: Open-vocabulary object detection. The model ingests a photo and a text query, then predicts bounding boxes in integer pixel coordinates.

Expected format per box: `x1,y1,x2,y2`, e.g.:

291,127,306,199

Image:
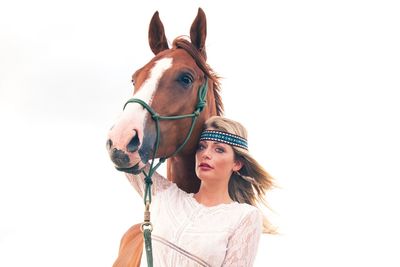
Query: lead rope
123,79,208,267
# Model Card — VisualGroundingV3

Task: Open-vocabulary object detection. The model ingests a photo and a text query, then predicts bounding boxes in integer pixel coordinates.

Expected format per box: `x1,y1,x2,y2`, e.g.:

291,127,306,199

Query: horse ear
190,8,207,59
148,11,169,55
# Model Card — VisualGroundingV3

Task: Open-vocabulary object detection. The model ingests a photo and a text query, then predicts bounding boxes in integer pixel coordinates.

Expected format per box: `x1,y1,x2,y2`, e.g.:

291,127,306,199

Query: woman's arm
125,164,172,198
222,209,263,266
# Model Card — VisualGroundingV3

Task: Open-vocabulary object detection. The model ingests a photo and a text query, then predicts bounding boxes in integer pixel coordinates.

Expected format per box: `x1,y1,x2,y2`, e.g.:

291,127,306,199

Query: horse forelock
172,37,223,116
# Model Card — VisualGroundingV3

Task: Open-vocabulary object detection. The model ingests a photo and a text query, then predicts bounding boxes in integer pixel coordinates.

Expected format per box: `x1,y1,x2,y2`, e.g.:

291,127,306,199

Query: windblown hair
172,37,224,116
204,116,277,234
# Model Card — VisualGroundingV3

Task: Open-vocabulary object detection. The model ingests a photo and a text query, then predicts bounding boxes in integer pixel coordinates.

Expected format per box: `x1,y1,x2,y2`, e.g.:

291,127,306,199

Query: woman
127,116,275,267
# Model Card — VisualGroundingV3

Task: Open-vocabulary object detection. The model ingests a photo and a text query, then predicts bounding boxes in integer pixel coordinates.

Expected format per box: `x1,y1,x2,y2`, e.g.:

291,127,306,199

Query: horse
106,8,223,266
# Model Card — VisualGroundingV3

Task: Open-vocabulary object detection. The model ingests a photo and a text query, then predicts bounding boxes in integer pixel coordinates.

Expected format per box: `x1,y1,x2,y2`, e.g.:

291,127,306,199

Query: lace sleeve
222,209,263,267
125,164,172,198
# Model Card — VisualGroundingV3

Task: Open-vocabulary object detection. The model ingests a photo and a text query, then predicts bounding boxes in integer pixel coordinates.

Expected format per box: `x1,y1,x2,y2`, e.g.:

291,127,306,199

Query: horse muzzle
115,161,143,174
106,120,148,173
107,141,145,172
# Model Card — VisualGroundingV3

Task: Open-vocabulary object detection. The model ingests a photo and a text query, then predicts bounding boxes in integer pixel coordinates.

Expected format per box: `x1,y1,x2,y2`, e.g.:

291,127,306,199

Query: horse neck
166,84,218,193
167,153,199,193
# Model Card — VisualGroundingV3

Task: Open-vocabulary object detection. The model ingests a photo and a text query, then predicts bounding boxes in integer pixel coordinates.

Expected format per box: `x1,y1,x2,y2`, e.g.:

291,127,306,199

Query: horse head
106,8,223,193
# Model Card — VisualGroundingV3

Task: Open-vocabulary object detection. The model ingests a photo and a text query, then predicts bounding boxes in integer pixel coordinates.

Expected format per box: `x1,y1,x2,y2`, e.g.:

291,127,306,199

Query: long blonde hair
204,116,276,234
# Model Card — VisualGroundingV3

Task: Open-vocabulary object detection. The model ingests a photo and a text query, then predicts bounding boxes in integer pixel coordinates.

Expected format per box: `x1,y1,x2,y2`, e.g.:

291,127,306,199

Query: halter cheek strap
199,130,248,150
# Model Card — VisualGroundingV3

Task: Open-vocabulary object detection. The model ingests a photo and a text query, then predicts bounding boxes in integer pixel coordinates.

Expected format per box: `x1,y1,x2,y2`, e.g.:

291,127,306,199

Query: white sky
1,0,400,266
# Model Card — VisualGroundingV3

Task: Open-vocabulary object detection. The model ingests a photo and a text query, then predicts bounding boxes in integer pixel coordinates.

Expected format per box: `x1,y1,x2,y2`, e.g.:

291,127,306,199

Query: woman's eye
197,144,205,151
216,147,225,153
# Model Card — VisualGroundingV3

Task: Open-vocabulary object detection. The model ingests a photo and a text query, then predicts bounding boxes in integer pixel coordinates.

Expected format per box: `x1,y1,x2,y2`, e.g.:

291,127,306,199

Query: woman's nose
201,148,212,159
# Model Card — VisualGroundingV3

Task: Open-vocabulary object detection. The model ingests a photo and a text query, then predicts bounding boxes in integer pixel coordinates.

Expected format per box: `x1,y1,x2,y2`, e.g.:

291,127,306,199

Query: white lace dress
126,170,262,267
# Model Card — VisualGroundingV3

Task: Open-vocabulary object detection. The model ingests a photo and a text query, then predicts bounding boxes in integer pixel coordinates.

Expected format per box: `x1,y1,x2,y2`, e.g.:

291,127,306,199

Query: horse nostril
111,148,130,167
127,130,140,153
106,139,113,150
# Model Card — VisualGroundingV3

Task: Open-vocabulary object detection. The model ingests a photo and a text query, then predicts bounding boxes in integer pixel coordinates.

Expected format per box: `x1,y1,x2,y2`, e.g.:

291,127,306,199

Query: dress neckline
188,193,238,209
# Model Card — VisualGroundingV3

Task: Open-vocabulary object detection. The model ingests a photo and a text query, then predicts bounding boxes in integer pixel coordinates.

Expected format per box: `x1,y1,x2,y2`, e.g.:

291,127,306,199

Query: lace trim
152,235,211,267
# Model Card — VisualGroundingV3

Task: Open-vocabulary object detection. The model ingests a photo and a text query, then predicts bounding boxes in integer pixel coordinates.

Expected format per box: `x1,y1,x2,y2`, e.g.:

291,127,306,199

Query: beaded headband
199,130,248,150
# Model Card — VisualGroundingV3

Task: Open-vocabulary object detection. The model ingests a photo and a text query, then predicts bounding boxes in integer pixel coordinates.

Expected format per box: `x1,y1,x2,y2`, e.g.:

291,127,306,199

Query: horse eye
178,73,194,88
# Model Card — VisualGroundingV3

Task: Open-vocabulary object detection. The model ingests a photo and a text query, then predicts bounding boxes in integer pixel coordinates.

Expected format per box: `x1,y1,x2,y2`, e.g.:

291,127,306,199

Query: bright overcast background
1,0,399,266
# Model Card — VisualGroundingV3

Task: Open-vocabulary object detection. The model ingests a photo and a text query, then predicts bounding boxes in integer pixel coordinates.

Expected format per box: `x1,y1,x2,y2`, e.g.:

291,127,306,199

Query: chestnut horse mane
172,37,224,116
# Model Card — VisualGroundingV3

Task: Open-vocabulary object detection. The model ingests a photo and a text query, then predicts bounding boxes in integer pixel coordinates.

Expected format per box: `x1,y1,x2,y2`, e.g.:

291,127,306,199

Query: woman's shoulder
156,182,194,205
234,202,262,219
227,203,263,235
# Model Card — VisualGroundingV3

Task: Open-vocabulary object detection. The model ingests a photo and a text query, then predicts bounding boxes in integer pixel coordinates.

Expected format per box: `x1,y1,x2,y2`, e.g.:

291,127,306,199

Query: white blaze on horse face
132,57,173,108
109,57,173,156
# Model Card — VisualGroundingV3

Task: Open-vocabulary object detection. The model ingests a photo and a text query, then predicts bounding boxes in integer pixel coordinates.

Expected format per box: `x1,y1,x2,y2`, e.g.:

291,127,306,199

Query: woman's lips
199,163,213,170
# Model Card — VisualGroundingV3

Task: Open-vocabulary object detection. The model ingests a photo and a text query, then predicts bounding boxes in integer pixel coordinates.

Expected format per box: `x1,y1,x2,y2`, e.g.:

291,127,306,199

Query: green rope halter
123,78,208,267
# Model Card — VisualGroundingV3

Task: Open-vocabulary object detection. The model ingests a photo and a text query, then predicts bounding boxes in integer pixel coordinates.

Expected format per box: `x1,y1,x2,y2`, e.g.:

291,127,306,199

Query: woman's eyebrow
213,141,224,145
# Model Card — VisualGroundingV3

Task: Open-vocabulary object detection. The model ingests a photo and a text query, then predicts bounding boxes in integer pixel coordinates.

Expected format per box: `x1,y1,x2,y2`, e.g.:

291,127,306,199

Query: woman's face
195,137,242,183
